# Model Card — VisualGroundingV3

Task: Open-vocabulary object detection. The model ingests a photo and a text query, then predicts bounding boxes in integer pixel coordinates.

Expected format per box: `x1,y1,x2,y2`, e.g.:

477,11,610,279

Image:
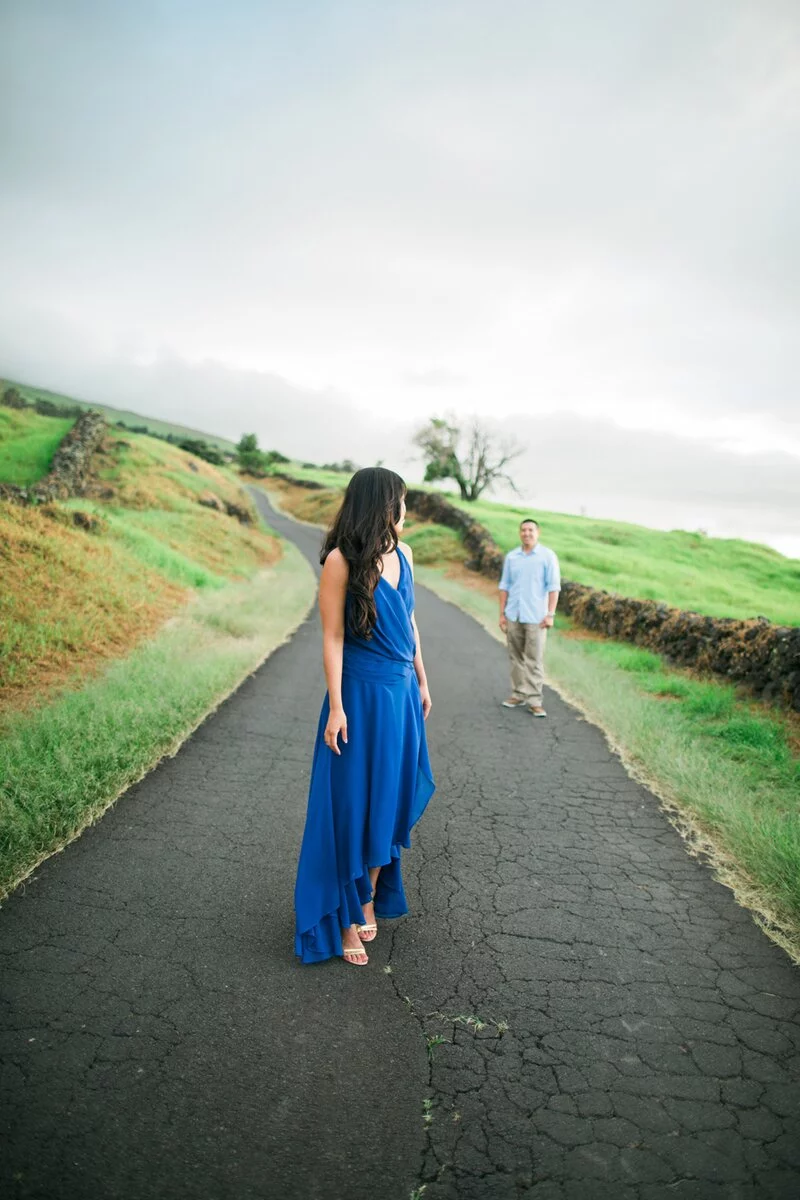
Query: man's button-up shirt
499,544,561,624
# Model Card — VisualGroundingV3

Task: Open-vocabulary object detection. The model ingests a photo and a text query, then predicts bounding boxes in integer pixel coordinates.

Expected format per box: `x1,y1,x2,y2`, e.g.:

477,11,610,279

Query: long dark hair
321,466,406,640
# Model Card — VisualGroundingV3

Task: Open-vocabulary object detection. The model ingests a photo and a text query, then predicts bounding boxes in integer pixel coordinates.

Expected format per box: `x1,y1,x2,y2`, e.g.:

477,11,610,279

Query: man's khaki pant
506,620,547,706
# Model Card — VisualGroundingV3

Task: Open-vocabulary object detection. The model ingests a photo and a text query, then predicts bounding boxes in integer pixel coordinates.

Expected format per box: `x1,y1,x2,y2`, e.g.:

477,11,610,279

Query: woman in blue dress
294,467,435,966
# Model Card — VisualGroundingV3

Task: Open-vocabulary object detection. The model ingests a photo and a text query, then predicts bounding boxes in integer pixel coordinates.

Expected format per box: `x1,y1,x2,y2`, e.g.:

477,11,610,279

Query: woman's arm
400,542,432,720
319,549,349,753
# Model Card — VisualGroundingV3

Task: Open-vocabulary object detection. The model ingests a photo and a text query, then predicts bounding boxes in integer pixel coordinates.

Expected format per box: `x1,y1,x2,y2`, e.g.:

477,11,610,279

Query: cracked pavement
1,491,798,1200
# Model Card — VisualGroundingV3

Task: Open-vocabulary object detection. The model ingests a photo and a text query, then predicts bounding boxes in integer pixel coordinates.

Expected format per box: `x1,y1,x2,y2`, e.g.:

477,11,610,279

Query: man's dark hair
519,518,539,529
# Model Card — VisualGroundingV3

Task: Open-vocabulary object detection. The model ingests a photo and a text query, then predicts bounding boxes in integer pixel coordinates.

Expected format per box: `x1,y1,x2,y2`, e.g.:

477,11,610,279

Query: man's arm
540,553,561,628
498,555,511,631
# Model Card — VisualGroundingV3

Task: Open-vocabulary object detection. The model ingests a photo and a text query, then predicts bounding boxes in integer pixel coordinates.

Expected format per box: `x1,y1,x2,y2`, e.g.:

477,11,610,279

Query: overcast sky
2,1,799,555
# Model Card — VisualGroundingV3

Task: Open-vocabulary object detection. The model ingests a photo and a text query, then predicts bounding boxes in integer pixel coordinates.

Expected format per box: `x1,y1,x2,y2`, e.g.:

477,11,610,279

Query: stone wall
0,410,107,504
559,583,800,711
405,488,506,576
271,472,327,491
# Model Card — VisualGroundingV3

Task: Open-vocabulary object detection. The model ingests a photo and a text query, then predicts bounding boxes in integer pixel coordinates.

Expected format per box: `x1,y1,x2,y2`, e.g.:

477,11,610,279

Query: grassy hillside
0,405,75,485
1,377,237,452
267,468,800,627
1,417,316,894
1,429,278,712
448,493,800,627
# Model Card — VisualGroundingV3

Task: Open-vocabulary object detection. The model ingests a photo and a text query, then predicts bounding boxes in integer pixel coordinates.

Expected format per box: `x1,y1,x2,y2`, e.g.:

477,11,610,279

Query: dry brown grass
93,436,256,516
258,477,342,528
1,435,283,716
124,507,281,578
439,559,499,600
0,503,186,715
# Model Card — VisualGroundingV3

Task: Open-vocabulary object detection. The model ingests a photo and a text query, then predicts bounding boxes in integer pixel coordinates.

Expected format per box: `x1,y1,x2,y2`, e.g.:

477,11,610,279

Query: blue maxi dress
294,548,435,963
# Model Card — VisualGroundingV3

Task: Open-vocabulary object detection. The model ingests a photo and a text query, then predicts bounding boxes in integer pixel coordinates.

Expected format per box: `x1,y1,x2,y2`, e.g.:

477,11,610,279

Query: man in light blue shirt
498,518,561,717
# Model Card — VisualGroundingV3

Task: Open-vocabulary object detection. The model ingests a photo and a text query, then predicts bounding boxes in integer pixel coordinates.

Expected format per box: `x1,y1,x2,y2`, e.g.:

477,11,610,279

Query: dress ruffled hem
295,765,435,964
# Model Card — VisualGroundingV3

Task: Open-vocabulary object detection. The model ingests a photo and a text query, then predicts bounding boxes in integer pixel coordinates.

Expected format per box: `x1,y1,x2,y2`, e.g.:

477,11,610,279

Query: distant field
0,406,75,485
275,463,357,489
271,466,800,627
1,377,237,452
447,493,800,627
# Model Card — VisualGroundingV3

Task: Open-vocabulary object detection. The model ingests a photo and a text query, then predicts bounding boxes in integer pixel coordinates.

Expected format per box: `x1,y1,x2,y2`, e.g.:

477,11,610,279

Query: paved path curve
1,491,799,1200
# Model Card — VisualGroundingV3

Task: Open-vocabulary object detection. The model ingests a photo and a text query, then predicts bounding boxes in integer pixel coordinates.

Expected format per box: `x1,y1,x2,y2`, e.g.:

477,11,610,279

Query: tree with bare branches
412,415,525,502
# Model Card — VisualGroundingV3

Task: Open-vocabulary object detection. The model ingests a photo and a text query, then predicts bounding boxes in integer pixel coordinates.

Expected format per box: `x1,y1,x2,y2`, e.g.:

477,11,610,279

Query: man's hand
539,614,555,629
499,615,508,633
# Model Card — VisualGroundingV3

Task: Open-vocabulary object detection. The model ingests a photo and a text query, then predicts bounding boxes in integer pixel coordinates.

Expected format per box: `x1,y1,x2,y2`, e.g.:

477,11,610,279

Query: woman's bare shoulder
322,547,349,579
397,540,414,570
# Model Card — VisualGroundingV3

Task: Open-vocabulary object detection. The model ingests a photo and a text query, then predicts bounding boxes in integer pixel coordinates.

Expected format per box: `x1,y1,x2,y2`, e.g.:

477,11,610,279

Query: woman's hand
419,684,432,720
324,706,348,754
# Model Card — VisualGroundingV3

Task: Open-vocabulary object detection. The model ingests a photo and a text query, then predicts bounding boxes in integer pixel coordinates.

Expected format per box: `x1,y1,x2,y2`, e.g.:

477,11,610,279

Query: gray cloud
2,311,795,552
1,0,798,542
402,368,466,388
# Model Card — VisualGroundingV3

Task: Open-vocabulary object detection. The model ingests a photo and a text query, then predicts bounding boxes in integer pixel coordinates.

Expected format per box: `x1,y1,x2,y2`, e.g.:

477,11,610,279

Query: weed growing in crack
409,1187,427,1200
426,1010,509,1037
426,1033,448,1059
383,964,392,974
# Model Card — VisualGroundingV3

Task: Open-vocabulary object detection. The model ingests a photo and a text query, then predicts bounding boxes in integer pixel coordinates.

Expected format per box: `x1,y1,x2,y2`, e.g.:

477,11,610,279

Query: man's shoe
502,697,527,708
528,706,547,718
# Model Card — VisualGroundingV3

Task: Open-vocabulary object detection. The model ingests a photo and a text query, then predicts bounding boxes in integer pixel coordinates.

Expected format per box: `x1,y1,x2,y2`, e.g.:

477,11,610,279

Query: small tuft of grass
426,1034,448,1059
607,646,664,674
709,717,791,764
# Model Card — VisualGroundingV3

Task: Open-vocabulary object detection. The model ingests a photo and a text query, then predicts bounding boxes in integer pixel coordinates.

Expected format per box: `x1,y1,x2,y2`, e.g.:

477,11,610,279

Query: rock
224,500,253,524
2,386,26,409
198,493,223,511
71,510,103,533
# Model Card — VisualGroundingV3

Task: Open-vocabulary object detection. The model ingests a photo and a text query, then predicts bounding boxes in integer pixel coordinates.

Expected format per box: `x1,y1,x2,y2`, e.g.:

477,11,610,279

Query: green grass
403,523,464,564
64,502,228,590
445,492,800,627
415,564,800,954
0,542,316,897
0,406,75,485
1,377,237,452
269,462,358,489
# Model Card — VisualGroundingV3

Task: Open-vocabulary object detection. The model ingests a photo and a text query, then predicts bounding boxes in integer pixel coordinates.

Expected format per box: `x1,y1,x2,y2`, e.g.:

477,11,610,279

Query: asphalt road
1,491,798,1200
